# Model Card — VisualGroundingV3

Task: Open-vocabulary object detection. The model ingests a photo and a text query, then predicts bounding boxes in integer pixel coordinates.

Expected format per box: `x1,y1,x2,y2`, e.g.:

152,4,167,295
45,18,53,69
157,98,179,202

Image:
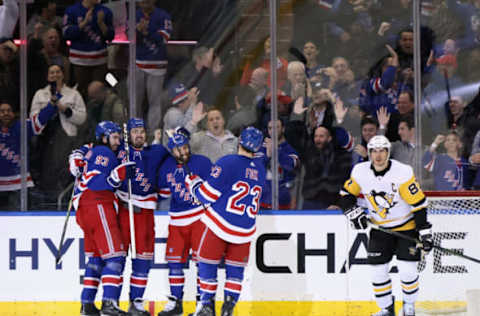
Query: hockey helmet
95,121,121,140
367,135,391,160
127,117,145,132
167,132,189,150
239,126,264,153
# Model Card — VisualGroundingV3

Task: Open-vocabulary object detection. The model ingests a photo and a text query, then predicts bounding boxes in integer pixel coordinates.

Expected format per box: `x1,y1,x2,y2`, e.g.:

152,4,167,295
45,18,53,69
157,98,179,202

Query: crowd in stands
2,0,480,211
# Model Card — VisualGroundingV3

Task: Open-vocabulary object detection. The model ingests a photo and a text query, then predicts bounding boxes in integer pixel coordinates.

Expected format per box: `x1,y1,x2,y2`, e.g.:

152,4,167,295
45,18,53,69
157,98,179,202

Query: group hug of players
69,118,433,316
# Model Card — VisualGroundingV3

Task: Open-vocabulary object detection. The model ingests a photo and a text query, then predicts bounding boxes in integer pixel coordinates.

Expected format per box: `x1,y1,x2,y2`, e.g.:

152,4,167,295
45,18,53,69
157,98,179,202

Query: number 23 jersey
195,154,266,244
342,159,428,231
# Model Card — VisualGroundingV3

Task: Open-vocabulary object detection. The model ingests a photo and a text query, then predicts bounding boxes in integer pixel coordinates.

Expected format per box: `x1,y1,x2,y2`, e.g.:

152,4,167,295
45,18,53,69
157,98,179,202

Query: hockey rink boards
1,210,479,316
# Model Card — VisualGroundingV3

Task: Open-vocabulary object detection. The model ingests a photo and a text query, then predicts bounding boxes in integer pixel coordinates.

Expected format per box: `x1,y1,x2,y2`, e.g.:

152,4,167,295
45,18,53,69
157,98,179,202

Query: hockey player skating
116,118,169,315
156,131,212,316
73,121,135,316
338,135,433,316
184,126,266,316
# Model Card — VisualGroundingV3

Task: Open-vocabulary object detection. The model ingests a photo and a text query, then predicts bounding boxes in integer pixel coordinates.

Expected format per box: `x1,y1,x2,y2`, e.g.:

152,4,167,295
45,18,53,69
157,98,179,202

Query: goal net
415,191,480,316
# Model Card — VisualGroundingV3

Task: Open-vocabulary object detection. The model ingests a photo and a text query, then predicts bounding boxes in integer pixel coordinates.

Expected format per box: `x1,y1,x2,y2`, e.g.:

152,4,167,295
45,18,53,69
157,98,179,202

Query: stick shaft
55,178,77,264
370,223,480,264
123,122,137,259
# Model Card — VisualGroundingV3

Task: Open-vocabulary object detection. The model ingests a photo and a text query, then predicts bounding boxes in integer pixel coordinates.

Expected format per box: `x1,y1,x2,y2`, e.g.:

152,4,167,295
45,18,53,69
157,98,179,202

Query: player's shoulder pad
91,145,116,159
215,154,236,166
191,154,212,165
390,159,414,181
351,161,370,178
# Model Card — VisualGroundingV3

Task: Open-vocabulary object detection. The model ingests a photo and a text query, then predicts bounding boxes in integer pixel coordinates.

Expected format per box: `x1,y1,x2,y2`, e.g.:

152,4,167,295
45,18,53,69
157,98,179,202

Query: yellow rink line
0,300,467,316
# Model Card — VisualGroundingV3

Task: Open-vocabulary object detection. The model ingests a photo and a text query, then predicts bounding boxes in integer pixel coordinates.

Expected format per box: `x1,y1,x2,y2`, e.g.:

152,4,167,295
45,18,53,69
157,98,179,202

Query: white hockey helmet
367,135,391,160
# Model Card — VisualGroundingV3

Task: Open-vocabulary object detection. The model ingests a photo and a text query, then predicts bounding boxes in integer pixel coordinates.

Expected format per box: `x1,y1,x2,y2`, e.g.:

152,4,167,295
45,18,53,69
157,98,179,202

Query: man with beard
69,118,169,315
115,118,170,315
72,121,135,316
301,125,352,210
156,131,212,316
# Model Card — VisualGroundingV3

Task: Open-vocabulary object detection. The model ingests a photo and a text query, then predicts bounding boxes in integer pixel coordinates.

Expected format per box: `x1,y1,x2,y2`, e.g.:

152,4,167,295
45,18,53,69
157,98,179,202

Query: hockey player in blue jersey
74,121,135,316
185,126,266,316
156,131,212,316
116,118,169,315
70,118,169,315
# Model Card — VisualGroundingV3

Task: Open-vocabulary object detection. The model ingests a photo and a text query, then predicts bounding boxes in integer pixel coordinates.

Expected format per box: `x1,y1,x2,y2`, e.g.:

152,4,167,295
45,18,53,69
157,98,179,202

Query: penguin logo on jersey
366,190,398,219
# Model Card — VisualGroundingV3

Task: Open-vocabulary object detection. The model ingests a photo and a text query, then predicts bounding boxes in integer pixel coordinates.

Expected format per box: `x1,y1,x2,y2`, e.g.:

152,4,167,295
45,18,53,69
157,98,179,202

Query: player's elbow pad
414,208,429,230
338,194,357,214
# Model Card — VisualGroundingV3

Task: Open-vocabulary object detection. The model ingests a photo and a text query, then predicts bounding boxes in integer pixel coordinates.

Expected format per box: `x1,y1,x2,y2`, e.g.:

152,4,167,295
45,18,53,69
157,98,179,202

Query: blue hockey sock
224,264,244,303
101,256,125,301
81,256,104,303
168,262,185,300
130,258,151,301
198,262,218,305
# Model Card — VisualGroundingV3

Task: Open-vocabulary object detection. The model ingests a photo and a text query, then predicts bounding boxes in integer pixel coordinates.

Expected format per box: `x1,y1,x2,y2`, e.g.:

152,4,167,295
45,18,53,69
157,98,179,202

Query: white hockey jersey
341,159,428,231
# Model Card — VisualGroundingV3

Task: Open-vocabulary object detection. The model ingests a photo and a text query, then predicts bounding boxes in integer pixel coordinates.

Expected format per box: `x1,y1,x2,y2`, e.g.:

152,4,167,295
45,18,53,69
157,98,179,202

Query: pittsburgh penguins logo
366,190,398,219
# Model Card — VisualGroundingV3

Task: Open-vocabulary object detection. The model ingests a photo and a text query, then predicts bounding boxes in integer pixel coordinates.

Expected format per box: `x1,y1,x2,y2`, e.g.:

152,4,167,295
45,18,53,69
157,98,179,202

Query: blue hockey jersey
193,154,266,244
136,8,172,75
63,2,114,66
116,144,169,210
359,65,399,116
0,103,56,191
72,145,119,209
157,154,212,225
423,150,471,191
256,141,298,209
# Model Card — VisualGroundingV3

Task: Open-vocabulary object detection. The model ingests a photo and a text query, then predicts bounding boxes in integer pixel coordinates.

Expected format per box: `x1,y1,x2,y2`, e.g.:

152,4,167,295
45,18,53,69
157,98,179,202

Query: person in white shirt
0,0,18,40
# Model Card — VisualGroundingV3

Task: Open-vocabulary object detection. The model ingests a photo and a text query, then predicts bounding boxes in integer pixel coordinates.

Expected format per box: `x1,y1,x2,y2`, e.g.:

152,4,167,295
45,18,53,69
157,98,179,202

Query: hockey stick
369,223,480,264
105,72,137,259
55,177,78,265
123,122,137,259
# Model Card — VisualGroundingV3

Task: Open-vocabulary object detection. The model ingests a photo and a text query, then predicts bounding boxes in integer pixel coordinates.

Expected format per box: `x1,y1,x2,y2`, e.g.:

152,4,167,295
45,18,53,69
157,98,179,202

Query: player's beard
132,137,145,149
178,152,190,164
174,147,190,164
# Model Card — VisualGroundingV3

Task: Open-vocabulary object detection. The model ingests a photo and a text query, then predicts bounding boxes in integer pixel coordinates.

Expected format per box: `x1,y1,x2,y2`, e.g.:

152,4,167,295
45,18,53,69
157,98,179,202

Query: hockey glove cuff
345,206,368,230
185,174,203,197
108,161,136,188
418,222,433,253
68,152,85,177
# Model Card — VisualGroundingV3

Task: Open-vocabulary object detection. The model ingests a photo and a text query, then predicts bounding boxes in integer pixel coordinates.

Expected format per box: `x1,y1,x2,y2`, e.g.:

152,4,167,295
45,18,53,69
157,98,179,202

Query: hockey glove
418,223,433,253
68,151,85,177
107,161,136,188
345,206,368,230
185,174,203,197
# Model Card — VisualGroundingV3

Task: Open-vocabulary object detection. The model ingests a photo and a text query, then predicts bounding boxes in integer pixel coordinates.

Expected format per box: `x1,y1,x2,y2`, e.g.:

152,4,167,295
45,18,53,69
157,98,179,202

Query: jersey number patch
226,181,262,218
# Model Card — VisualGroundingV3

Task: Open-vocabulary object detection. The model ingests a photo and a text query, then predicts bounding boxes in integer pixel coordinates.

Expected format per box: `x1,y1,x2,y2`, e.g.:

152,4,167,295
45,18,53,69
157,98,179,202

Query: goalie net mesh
415,191,480,316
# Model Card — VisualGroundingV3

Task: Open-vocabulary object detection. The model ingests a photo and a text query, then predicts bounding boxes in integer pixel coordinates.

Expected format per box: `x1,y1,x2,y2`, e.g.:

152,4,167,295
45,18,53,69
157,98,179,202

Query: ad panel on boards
1,212,480,304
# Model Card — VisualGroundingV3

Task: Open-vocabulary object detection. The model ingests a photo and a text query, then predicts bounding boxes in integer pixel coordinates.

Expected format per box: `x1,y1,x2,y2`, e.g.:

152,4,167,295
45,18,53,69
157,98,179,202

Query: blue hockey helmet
239,126,263,153
127,117,145,132
95,121,121,140
167,132,189,150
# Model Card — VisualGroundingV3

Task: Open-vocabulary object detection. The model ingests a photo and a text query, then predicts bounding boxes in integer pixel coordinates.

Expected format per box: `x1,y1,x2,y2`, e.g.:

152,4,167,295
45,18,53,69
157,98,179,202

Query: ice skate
157,295,183,316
